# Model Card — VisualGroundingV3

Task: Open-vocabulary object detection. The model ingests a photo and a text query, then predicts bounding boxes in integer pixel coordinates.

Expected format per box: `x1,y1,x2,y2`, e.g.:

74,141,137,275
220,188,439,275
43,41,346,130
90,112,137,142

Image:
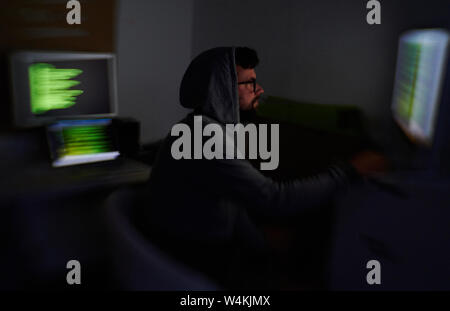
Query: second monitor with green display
10,51,118,127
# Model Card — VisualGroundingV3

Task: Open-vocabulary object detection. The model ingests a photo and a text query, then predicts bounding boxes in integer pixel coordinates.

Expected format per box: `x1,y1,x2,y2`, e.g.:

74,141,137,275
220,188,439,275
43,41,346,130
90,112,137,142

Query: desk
0,158,151,199
0,158,151,289
329,173,450,290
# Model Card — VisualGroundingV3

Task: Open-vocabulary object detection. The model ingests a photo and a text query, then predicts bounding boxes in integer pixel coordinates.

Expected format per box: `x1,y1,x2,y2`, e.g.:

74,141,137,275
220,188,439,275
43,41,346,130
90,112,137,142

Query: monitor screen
46,119,120,167
9,51,118,127
391,29,449,146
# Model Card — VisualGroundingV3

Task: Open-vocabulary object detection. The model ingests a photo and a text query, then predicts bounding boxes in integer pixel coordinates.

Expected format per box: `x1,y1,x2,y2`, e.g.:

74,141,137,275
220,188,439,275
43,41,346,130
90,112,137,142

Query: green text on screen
29,63,84,114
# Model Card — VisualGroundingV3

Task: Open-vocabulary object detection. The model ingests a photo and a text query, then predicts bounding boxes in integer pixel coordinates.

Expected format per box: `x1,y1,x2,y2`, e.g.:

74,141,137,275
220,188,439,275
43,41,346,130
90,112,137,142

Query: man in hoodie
138,47,383,289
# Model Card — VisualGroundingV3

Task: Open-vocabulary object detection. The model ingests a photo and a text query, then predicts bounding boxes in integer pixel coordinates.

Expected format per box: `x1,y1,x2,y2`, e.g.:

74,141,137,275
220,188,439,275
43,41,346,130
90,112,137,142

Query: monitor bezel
9,50,119,128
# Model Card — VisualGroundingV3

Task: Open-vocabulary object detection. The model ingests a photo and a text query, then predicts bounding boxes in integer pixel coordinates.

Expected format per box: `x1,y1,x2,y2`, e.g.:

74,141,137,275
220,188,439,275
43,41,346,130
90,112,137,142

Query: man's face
236,65,264,111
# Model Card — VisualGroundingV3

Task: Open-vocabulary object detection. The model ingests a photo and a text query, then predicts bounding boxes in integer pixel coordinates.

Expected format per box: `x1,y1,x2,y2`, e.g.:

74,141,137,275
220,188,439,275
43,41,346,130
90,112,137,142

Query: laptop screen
46,119,120,167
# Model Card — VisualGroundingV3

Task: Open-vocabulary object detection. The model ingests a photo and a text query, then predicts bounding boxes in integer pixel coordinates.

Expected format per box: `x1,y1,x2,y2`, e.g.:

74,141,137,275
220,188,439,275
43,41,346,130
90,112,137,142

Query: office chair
103,187,220,290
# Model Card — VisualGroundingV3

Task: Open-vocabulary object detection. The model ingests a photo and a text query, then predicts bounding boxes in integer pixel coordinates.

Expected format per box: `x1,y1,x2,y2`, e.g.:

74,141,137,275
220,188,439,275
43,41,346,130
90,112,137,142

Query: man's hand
350,150,390,176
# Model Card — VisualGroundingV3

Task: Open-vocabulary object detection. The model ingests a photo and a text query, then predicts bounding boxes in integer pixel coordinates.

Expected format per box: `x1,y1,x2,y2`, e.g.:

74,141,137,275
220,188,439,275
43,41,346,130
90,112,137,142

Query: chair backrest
103,187,220,290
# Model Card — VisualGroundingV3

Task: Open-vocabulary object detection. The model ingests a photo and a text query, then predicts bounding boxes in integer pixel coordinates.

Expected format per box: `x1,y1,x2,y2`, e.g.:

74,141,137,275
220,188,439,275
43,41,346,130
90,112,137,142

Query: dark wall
192,0,450,145
115,0,194,143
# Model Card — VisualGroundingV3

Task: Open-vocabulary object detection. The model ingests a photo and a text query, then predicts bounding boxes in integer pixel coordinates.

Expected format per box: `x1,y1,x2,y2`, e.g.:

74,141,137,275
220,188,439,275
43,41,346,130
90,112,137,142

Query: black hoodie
139,47,356,269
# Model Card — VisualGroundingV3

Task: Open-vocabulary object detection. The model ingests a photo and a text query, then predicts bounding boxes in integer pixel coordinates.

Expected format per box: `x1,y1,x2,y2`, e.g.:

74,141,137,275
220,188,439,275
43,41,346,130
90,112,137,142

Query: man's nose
256,83,264,94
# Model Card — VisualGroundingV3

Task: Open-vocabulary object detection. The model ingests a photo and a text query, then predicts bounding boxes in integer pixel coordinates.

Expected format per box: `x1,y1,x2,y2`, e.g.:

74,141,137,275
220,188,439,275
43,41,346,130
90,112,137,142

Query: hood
179,47,239,124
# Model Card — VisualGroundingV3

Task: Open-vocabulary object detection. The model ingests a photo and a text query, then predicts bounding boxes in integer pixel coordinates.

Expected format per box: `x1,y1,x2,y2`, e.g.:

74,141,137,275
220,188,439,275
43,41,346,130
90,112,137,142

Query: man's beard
240,96,261,123
239,106,258,124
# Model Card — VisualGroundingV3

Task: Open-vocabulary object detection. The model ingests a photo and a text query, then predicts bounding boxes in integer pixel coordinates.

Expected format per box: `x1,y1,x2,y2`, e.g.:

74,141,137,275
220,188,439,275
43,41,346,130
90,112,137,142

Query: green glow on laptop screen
60,124,112,157
47,119,120,167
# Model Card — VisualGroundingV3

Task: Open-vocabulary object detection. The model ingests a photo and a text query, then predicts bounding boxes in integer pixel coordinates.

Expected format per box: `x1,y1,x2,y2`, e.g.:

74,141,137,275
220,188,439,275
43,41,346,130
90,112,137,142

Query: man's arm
202,158,358,218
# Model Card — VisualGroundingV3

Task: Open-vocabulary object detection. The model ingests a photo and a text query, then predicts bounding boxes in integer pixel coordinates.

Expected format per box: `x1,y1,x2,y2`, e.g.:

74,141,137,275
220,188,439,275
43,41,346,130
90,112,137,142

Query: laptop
46,119,120,168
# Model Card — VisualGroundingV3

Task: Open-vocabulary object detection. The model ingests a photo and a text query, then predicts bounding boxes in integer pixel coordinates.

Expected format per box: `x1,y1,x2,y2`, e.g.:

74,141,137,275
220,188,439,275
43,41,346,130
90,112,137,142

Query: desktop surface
329,172,450,290
0,157,151,199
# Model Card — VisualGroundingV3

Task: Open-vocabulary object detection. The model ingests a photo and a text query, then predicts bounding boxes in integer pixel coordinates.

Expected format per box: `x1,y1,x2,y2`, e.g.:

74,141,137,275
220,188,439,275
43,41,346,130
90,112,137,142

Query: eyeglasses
238,79,257,93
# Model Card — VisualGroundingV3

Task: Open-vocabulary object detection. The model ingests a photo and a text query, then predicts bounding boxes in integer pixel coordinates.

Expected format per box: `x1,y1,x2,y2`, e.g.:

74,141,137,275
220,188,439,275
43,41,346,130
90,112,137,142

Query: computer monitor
391,29,449,146
46,119,120,167
9,51,118,127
